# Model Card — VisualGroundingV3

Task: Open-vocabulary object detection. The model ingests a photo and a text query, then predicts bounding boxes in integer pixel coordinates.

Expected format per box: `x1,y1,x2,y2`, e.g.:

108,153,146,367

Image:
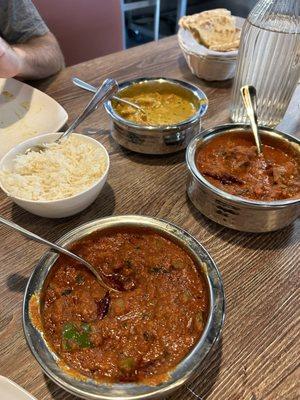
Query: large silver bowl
23,215,224,400
186,124,300,232
104,78,208,155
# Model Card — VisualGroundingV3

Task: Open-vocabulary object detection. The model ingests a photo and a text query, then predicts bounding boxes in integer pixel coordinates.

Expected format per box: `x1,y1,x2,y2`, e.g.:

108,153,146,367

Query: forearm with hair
12,33,65,80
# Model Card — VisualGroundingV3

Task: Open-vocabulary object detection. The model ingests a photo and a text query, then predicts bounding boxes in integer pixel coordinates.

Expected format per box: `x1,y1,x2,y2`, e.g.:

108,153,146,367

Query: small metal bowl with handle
186,124,300,233
104,77,208,155
23,215,225,400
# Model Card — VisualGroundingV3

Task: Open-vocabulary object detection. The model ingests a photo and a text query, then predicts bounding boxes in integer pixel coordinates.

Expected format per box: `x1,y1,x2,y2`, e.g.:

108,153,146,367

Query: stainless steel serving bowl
23,215,224,400
186,124,300,233
104,78,208,155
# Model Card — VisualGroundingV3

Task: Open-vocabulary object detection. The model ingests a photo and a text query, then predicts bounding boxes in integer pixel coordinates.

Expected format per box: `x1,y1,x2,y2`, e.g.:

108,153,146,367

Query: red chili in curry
40,228,209,384
196,132,300,201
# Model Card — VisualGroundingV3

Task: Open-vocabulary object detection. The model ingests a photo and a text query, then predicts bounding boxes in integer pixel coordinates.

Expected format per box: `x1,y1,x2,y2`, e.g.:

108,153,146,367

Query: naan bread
209,29,241,51
179,8,231,30
179,8,240,52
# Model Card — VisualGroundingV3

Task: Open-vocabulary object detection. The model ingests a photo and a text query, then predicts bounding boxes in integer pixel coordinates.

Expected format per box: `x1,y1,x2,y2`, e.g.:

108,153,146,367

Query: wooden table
0,36,299,400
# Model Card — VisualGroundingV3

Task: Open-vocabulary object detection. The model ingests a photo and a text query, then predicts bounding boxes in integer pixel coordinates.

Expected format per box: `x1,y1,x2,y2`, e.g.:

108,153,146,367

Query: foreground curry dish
113,83,198,126
38,228,209,384
196,131,300,201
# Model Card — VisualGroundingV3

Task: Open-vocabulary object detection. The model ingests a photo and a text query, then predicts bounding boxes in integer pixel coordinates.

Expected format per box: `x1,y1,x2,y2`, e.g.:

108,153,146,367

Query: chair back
34,0,123,66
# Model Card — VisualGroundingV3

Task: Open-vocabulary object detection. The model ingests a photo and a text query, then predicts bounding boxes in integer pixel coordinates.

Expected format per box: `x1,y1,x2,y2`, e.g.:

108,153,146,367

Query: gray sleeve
0,0,49,44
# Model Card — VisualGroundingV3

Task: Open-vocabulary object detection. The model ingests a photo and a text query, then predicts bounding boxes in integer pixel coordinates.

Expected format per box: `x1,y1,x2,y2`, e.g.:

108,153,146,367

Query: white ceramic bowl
0,133,109,218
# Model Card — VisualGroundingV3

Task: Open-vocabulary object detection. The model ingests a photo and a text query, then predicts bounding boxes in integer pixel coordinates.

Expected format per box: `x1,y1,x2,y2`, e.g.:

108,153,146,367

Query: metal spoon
241,85,263,155
72,77,146,114
25,78,119,154
0,215,118,293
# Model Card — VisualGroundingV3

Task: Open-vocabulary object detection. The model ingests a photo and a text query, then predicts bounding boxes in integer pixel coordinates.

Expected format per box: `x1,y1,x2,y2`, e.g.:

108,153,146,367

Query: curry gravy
113,81,198,126
196,131,300,201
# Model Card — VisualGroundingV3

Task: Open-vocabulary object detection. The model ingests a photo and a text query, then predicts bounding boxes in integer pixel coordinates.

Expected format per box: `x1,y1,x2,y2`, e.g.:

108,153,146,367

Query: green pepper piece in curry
62,322,92,350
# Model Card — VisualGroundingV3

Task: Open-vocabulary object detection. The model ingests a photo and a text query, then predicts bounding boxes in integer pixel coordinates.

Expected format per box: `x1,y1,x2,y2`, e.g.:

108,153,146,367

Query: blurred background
33,0,258,66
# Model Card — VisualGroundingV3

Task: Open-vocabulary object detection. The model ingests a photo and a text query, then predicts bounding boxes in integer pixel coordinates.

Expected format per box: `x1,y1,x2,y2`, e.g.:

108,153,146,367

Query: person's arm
0,32,64,80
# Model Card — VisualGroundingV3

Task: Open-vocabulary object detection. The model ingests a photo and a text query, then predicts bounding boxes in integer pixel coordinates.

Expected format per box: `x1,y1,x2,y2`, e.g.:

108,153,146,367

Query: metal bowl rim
104,77,208,131
23,215,225,400
186,123,300,208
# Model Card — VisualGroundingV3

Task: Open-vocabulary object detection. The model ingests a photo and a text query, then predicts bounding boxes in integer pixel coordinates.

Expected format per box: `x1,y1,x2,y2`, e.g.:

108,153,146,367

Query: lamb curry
37,227,209,385
196,131,300,201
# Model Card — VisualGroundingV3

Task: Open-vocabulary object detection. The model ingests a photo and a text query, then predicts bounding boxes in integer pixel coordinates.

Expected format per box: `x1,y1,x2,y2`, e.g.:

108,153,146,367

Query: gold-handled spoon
241,85,263,155
0,215,119,292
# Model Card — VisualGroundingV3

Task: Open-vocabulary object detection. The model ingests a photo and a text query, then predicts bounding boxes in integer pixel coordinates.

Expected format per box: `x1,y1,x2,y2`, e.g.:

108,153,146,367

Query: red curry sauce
41,228,209,384
196,132,300,201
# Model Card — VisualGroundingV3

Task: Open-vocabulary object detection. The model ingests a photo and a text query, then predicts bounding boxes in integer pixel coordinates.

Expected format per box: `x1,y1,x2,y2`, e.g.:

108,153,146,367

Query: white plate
0,376,37,400
0,78,68,159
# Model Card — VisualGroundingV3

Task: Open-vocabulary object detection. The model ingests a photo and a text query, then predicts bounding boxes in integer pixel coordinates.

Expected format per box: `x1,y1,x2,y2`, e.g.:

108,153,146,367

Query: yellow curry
112,82,199,126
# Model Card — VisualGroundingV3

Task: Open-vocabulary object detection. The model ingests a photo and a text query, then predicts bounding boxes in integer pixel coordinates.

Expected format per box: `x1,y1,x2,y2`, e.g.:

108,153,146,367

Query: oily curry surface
113,87,197,126
40,228,209,384
196,132,300,201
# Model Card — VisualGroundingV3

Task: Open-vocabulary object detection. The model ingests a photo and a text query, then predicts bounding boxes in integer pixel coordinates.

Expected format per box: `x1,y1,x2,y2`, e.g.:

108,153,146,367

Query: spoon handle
72,77,96,93
0,216,116,292
0,215,90,269
58,78,119,142
72,77,143,112
240,85,263,154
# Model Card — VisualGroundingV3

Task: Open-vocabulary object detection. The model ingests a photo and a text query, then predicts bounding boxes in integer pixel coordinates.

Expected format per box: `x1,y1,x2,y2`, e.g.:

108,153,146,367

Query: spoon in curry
240,85,263,155
72,77,147,115
0,216,119,293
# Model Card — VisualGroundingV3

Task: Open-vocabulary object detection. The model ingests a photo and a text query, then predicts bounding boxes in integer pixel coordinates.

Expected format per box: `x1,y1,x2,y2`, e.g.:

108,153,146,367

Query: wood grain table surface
0,36,299,400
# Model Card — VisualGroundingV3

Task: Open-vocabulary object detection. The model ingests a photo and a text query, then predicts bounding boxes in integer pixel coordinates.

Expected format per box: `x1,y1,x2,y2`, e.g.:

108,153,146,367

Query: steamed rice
0,135,107,201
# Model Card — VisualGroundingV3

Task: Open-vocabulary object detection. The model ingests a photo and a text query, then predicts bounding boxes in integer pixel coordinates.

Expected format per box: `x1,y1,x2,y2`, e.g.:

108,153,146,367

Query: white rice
0,135,107,201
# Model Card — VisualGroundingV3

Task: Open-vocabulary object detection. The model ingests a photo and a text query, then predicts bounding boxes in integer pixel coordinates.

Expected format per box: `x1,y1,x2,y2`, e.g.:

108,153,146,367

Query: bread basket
178,17,244,81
